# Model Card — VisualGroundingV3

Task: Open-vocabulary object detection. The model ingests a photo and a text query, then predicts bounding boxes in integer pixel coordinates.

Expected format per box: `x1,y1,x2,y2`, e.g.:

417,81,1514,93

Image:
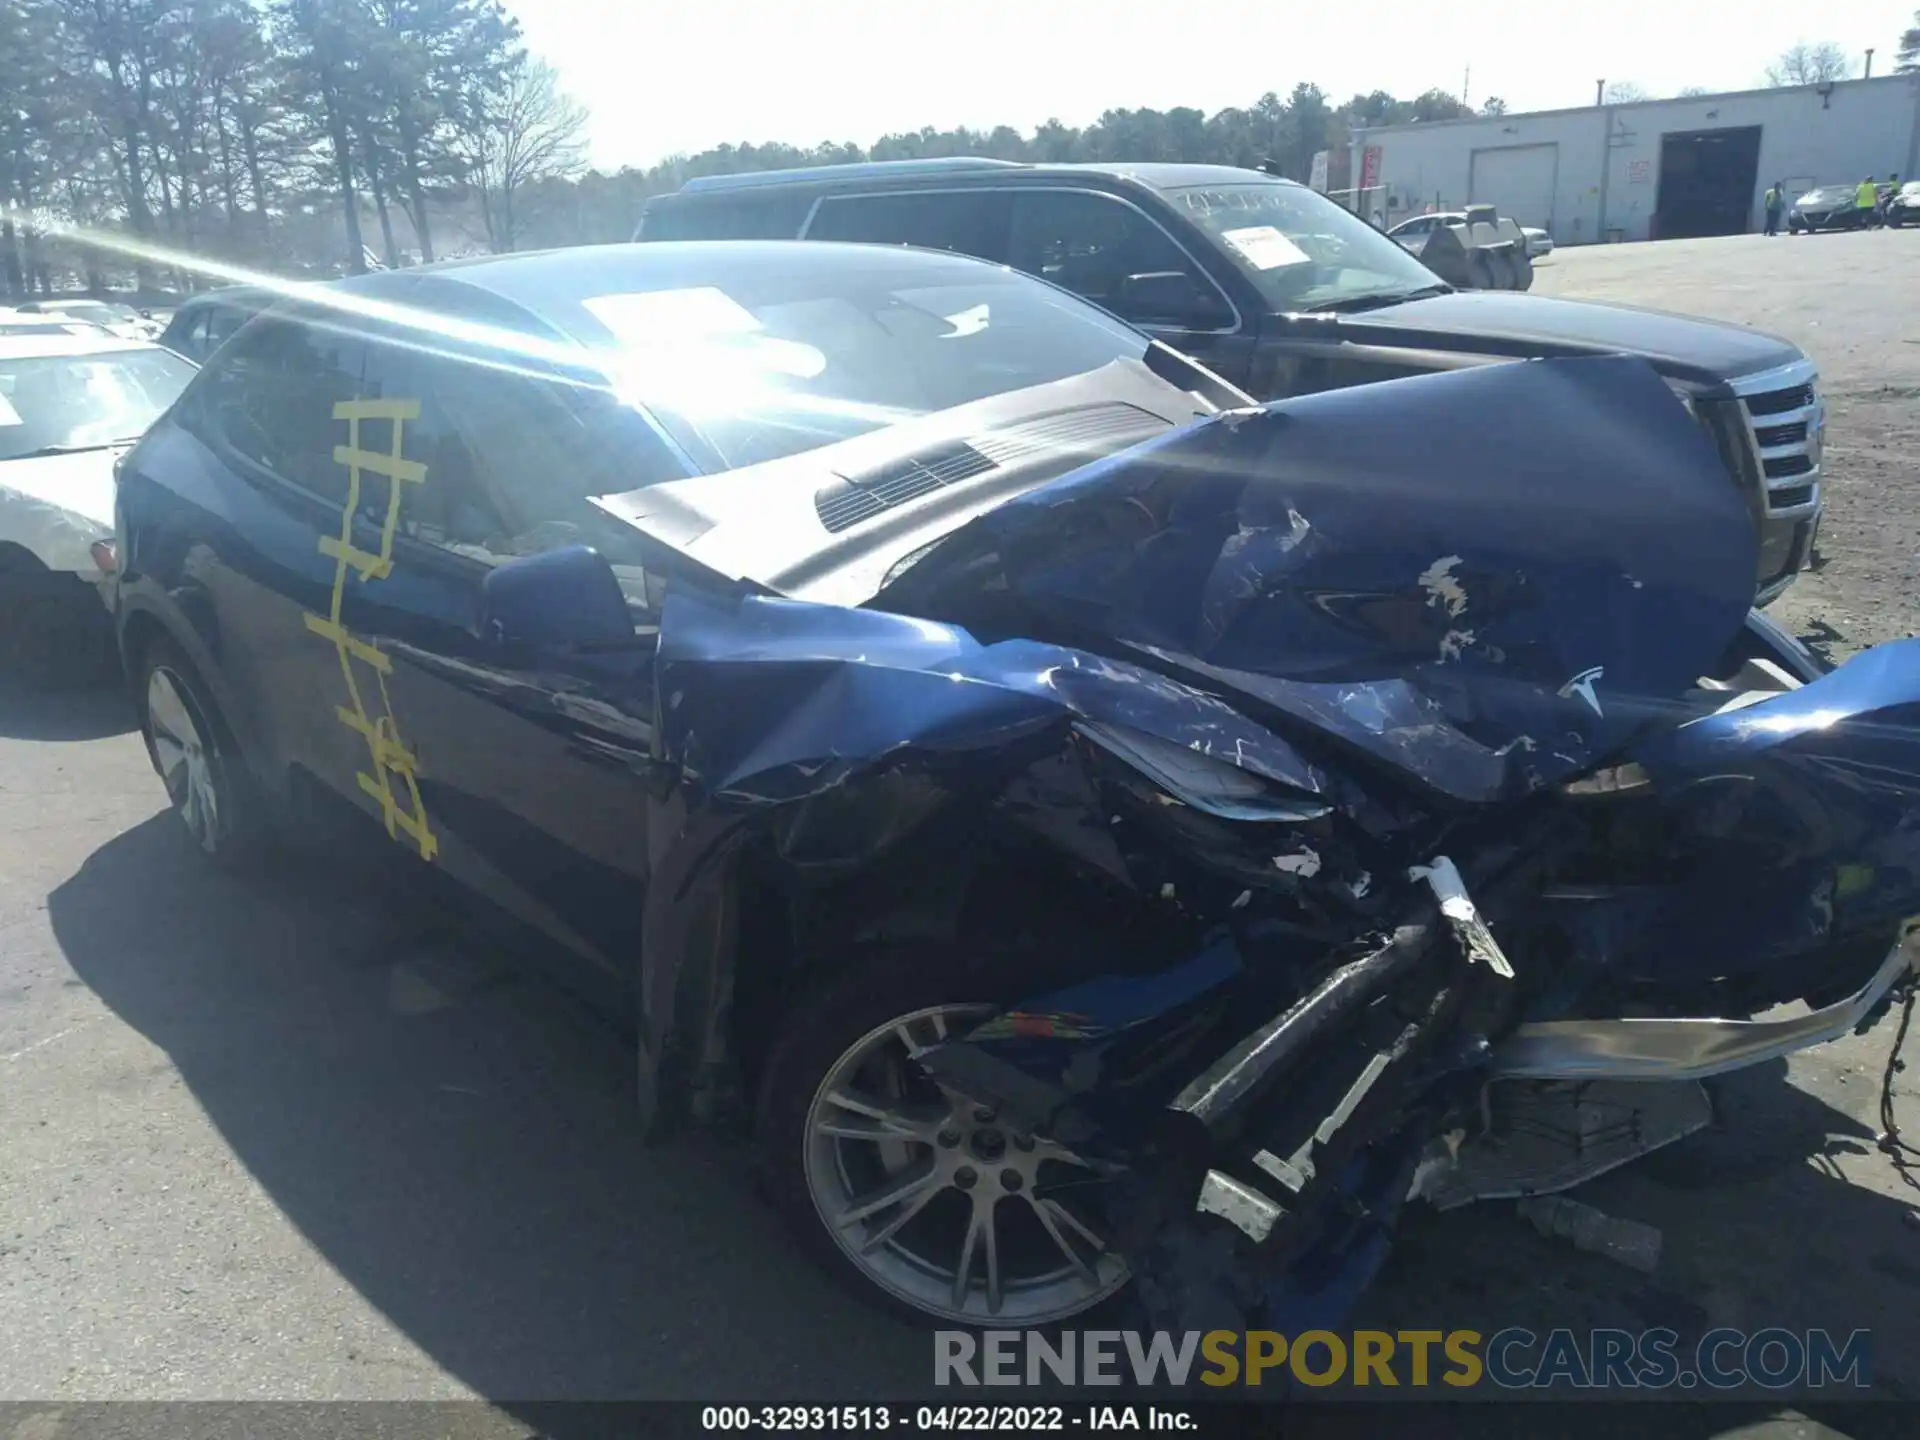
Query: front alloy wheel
799,1003,1129,1326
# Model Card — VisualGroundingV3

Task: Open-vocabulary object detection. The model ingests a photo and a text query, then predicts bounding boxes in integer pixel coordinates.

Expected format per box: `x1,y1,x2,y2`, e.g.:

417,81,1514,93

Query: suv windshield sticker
585,285,760,340
1219,225,1312,271
586,288,827,387
300,396,439,863
941,303,990,337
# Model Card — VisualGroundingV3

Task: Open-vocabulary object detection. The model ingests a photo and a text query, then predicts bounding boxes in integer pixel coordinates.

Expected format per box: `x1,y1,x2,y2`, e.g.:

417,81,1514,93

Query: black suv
639,158,1825,603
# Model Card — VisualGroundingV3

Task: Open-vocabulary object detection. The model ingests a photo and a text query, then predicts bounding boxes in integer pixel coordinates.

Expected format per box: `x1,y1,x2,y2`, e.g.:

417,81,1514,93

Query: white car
15,297,164,342
0,333,196,676
1388,212,1554,257
0,307,116,339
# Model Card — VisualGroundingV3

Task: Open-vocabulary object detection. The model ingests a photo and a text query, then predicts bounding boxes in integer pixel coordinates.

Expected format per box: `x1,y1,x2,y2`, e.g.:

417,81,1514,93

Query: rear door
152,309,376,802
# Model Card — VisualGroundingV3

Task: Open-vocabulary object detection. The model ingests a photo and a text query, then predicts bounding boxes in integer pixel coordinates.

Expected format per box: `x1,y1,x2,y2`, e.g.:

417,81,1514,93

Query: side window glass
450,372,680,610
194,315,363,503
353,339,514,566
1006,191,1226,330
357,338,672,601
207,306,246,351
647,194,812,239
806,191,1009,261
183,310,212,358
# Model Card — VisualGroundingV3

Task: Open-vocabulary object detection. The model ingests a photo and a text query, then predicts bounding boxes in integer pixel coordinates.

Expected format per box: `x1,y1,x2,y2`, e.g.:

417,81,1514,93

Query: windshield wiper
1299,284,1453,315
8,440,135,459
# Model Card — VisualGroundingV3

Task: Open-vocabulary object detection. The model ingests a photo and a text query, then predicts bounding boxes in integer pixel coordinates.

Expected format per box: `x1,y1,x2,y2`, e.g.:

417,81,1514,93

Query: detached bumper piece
1490,923,1920,1080
1127,844,1568,1330
1130,917,1472,1330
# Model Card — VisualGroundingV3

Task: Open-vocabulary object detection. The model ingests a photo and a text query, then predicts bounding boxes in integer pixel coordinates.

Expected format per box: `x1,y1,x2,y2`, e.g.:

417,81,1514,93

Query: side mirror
1113,270,1231,329
477,544,634,657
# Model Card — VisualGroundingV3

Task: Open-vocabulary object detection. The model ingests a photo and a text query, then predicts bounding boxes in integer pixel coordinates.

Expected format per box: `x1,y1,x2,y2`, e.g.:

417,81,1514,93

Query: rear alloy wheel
760,946,1133,1327
140,641,262,866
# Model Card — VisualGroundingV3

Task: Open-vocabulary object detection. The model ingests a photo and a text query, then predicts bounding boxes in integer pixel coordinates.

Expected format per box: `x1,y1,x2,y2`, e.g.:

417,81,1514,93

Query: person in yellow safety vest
1857,177,1881,227
1763,183,1784,235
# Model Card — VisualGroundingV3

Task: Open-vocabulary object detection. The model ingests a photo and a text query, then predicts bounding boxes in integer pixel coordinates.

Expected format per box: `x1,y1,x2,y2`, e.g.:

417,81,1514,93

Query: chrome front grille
1743,383,1814,416
1729,360,1824,522
1752,420,1806,448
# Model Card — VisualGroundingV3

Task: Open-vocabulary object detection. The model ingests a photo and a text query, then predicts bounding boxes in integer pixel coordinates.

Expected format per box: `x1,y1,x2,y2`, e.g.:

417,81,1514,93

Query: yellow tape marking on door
301,397,439,862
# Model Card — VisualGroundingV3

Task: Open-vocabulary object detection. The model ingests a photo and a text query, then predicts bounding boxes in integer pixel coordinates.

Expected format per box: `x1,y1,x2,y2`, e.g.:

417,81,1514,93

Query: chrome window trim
797,184,1245,337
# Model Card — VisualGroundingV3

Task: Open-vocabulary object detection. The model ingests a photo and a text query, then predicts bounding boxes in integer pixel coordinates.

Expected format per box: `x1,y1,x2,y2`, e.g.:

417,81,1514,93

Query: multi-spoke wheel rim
147,667,220,852
803,1003,1129,1325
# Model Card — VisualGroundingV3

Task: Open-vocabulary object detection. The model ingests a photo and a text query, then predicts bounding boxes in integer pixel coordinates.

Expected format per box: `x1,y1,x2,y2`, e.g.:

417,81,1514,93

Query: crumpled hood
872,355,1758,798
648,357,1758,805
0,449,119,575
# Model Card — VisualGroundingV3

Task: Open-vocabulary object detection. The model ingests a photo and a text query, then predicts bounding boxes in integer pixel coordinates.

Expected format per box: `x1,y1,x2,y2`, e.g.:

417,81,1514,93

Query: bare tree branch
1765,41,1853,86
454,54,586,253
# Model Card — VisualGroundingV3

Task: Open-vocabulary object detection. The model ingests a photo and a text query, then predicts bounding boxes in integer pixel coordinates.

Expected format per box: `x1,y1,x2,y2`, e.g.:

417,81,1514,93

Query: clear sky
502,0,1911,172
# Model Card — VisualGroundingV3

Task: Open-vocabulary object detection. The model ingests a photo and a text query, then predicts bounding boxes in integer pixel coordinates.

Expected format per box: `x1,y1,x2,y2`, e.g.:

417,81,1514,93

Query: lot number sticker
1220,226,1312,270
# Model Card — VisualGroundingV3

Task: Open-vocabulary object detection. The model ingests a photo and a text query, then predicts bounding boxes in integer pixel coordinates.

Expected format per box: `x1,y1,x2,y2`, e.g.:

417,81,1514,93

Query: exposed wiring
1876,985,1920,1199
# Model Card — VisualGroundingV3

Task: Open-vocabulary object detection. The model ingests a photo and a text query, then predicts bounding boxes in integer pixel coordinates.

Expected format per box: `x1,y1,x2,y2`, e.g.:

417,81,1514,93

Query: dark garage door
1654,126,1763,239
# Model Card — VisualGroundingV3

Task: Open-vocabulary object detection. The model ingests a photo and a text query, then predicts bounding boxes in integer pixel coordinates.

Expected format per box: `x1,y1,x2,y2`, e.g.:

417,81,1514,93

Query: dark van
638,158,1826,603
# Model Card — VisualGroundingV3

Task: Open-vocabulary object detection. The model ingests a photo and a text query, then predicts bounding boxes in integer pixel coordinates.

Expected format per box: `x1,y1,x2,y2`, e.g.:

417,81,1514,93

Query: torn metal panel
1416,1079,1713,1209
1411,855,1517,978
654,586,1329,811
1196,1171,1285,1242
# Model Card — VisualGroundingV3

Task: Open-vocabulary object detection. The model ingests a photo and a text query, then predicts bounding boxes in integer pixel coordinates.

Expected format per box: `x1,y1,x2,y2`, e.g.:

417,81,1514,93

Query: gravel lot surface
1,234,1917,1435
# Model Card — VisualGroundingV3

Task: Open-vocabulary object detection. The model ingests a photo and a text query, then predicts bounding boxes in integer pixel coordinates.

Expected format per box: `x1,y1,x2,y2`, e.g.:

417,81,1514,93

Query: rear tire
137,637,269,868
756,941,1133,1328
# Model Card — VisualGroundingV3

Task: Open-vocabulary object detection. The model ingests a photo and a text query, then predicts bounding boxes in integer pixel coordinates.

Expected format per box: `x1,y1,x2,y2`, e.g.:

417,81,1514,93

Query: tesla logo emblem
1559,666,1606,716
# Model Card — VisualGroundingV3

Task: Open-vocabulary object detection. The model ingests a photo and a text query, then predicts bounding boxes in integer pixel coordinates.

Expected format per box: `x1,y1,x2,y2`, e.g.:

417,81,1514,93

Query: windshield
1802,187,1856,203
0,349,195,461
1165,182,1441,311
576,266,1155,472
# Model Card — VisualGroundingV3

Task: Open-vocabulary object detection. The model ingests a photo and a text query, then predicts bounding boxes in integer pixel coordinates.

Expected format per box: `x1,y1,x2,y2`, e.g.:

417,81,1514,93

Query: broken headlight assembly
1074,721,1334,822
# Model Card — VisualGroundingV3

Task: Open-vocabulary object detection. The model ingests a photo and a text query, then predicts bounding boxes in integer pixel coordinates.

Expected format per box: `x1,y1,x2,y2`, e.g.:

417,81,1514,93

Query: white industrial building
1353,73,1920,245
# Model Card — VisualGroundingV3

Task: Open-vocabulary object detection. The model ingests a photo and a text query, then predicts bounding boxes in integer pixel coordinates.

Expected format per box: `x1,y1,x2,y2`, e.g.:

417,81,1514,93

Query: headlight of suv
1075,722,1333,822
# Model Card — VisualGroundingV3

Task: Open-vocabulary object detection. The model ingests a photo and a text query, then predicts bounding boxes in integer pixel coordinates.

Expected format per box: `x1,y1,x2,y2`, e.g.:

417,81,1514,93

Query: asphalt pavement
3,234,1919,1427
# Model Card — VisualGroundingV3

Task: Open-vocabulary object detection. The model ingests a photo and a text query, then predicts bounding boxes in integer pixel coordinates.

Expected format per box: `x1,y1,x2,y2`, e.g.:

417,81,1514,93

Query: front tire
757,943,1132,1328
138,638,266,867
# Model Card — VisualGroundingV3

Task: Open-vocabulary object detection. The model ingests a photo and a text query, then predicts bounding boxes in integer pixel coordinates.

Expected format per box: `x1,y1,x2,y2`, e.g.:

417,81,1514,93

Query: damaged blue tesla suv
111,241,1920,1333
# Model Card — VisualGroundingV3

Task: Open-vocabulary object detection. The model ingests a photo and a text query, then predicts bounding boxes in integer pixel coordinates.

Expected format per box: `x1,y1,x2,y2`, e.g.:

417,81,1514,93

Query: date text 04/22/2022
700,1406,1195,1431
